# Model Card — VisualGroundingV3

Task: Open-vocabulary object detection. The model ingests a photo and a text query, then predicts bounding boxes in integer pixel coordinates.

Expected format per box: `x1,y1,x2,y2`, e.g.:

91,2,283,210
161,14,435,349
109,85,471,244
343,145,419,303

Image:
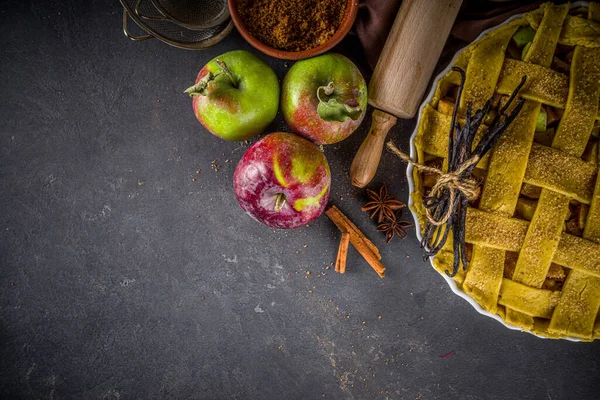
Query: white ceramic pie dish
405,2,590,342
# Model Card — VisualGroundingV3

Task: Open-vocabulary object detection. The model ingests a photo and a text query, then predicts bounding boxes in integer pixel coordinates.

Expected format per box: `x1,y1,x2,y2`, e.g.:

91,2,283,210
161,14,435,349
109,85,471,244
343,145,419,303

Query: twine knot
386,141,481,226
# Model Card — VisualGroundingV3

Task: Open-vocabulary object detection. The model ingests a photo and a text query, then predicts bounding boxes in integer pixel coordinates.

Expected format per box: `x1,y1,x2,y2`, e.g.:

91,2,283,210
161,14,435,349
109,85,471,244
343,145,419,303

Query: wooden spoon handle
350,110,397,188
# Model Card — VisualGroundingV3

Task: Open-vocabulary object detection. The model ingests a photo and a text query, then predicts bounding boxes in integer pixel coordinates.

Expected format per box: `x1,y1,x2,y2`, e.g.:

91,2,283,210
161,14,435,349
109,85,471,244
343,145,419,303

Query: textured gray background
1,1,599,399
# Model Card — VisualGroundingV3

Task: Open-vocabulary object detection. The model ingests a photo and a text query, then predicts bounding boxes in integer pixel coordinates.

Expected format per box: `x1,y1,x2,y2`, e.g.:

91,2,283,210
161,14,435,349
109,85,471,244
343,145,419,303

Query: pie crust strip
523,143,597,204
465,208,600,278
459,22,521,114
498,278,560,318
498,59,600,121
497,59,568,108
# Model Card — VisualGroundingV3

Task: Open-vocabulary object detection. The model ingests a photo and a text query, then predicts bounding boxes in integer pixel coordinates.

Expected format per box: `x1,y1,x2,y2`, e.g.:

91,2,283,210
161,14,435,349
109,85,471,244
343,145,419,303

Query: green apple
281,53,367,145
185,50,279,141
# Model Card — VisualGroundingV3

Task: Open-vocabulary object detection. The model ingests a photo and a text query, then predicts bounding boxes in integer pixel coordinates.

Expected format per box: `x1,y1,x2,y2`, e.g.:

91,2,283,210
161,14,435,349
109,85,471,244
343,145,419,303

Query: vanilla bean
447,67,466,161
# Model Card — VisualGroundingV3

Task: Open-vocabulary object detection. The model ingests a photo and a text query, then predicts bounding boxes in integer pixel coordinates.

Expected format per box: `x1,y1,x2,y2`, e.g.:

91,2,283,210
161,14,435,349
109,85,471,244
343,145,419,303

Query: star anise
376,210,413,244
361,184,405,223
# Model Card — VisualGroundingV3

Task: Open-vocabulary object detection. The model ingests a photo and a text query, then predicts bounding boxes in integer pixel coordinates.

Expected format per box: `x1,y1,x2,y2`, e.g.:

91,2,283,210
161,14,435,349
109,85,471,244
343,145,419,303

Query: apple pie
411,2,600,340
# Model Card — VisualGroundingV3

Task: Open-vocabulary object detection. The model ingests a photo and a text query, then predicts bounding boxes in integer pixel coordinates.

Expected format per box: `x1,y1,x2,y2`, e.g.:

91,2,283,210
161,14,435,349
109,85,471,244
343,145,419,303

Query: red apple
281,53,367,145
234,132,331,229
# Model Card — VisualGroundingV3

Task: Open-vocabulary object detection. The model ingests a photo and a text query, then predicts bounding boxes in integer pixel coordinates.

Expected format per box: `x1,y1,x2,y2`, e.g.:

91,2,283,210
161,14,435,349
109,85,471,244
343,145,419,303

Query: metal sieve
150,0,229,30
120,0,232,50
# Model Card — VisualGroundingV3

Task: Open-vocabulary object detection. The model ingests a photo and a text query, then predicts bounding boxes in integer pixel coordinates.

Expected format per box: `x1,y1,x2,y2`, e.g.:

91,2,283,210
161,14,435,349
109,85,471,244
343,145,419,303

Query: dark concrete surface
1,1,599,399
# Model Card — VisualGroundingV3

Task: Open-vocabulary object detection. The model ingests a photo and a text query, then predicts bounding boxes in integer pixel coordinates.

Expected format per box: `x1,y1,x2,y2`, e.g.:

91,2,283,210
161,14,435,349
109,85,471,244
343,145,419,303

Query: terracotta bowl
228,0,359,60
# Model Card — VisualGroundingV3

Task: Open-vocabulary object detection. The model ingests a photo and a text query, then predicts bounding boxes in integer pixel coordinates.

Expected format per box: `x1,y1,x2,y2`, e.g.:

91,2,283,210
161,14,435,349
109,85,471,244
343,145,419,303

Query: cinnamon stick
335,232,350,274
326,206,385,278
327,206,381,258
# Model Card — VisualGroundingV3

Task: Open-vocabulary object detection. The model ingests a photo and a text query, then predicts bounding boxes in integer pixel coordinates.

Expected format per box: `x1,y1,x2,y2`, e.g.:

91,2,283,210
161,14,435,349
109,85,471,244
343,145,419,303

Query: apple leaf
317,99,362,123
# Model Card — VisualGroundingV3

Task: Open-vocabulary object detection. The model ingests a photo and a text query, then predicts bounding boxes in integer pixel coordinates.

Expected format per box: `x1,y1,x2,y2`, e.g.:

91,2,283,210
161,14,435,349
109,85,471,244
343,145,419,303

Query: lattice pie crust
412,2,600,340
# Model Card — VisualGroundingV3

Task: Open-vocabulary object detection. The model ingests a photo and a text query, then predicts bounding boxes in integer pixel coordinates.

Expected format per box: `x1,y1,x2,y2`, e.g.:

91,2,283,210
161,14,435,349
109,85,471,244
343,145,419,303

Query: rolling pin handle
349,110,397,188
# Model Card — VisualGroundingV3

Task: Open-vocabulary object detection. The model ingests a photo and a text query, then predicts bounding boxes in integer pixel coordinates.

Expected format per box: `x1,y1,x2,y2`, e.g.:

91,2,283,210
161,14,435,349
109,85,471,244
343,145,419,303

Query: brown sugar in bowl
229,0,359,60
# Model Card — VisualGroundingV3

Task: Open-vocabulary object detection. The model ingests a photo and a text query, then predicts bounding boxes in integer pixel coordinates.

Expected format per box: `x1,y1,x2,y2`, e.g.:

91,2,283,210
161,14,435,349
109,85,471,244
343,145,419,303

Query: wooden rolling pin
350,0,462,188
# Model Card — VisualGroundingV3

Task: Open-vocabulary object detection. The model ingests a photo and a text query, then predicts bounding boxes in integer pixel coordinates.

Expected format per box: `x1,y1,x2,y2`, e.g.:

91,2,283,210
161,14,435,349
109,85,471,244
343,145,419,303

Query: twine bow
386,141,481,226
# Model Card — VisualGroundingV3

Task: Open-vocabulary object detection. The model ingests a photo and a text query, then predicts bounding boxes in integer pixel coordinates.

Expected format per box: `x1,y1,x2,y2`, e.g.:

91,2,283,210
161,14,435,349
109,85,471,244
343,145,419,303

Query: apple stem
317,81,335,103
184,71,216,97
274,193,286,212
215,59,238,88
316,80,362,122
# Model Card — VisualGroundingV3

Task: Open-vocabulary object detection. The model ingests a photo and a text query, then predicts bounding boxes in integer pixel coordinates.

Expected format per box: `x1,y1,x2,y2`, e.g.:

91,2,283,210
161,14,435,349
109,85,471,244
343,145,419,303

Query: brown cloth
355,0,543,69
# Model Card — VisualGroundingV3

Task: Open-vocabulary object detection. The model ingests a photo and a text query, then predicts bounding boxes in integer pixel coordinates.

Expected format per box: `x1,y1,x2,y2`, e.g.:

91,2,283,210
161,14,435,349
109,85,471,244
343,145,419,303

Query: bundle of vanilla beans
420,67,527,277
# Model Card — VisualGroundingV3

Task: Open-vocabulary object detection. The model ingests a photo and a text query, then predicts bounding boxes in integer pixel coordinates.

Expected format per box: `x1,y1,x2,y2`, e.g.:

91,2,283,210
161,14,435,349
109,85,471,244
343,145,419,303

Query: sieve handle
123,9,153,41
134,0,168,22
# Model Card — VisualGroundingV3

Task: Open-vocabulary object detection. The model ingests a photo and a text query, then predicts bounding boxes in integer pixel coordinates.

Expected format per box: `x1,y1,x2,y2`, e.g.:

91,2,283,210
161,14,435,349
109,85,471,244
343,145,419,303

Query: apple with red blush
233,132,331,229
185,50,279,141
281,53,367,145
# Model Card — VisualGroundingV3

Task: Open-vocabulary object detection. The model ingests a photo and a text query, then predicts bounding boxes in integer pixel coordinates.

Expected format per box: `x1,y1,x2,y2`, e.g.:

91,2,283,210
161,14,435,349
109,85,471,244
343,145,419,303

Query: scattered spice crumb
192,178,197,182
439,351,455,359
195,168,201,174
378,315,382,319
